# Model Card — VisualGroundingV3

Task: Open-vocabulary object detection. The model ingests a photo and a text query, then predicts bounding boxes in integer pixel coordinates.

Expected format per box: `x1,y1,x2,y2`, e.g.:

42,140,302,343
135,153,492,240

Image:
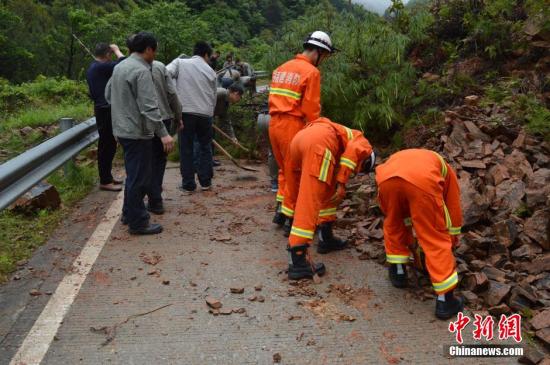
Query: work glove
330,183,346,206
451,235,460,248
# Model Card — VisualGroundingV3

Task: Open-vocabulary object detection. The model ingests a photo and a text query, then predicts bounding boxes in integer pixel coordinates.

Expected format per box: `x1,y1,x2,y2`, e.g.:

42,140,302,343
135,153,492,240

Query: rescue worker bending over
375,149,464,320
283,117,374,280
269,31,337,231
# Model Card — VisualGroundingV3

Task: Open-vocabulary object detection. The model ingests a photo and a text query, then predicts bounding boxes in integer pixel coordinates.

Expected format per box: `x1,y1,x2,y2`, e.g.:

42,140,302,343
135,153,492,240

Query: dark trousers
179,113,213,190
146,120,171,206
193,126,215,169
95,106,117,185
119,138,152,229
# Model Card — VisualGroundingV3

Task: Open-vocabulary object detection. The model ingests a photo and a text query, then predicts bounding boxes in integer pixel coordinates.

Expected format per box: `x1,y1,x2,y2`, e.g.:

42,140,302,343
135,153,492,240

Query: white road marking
9,191,124,365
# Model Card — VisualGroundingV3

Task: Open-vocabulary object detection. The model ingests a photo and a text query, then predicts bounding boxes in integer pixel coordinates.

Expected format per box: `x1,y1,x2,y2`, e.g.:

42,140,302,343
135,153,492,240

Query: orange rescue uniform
268,54,321,203
283,117,373,247
375,149,463,294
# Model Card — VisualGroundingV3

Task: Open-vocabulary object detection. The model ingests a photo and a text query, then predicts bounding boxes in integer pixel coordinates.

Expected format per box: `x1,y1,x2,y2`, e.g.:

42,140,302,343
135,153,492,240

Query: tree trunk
66,32,75,79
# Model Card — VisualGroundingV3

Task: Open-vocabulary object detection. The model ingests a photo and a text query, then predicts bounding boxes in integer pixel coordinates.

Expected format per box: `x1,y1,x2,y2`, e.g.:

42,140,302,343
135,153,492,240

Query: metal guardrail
254,70,269,78
0,70,270,212
0,118,99,211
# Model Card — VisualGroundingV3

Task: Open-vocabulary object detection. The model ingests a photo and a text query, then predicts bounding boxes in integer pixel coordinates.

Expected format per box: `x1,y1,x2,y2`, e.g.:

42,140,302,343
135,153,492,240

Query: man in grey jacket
105,32,174,235
167,41,217,193
146,59,182,214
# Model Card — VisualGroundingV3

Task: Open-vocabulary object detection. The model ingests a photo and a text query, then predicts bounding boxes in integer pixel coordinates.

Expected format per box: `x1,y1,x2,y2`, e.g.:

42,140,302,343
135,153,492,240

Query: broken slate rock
492,219,517,247
488,303,511,316
494,179,525,212
11,182,61,212
518,345,545,365
461,160,487,170
523,210,550,250
461,290,479,305
205,296,222,309
530,309,550,330
488,164,510,186
503,149,533,180
481,266,507,282
520,253,550,274
464,272,489,293
535,327,550,347
485,281,511,307
512,243,542,260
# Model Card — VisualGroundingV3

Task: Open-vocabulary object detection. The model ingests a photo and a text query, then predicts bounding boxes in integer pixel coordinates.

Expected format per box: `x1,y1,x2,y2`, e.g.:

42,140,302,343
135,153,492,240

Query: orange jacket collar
295,54,314,66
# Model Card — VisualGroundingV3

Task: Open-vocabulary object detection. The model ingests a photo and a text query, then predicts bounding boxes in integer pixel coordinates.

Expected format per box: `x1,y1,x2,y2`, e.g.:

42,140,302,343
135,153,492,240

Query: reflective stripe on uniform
269,87,302,100
443,203,462,235
449,226,461,235
432,271,458,293
386,254,410,264
276,194,284,202
290,226,315,239
281,205,295,217
340,157,357,170
344,127,353,141
318,149,332,182
319,207,337,217
432,152,448,178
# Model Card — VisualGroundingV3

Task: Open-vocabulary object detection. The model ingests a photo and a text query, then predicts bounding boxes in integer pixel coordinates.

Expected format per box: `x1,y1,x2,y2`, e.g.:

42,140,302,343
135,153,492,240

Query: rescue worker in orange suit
268,31,337,231
282,117,375,280
375,149,464,320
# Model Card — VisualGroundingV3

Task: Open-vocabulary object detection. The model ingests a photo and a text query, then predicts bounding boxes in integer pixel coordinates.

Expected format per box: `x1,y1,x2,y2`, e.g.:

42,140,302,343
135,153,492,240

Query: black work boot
129,223,163,235
435,291,464,320
272,202,286,226
147,202,165,215
317,222,347,254
283,218,293,237
288,246,326,280
388,264,408,288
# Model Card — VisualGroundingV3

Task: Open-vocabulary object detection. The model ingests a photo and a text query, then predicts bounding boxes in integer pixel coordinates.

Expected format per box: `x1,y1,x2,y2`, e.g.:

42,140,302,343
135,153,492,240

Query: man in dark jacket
86,43,125,192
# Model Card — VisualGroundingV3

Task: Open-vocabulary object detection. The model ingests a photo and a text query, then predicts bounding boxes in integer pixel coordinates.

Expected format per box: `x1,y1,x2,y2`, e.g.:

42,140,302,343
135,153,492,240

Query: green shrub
0,76,88,115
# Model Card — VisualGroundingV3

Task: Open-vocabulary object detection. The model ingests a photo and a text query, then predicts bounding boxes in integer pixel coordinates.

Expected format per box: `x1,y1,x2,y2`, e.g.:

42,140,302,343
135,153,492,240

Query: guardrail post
59,118,75,176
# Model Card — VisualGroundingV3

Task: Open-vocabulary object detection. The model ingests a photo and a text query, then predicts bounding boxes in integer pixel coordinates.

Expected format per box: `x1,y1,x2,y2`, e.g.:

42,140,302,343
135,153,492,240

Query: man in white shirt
167,41,217,193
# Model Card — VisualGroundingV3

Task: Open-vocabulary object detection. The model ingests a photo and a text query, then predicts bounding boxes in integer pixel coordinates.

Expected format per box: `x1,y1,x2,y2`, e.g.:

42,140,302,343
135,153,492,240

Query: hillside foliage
0,0,349,83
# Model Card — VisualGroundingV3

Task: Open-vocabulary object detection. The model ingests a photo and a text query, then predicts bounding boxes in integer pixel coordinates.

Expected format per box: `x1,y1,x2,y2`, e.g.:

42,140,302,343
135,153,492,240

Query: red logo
449,313,522,343
448,312,471,344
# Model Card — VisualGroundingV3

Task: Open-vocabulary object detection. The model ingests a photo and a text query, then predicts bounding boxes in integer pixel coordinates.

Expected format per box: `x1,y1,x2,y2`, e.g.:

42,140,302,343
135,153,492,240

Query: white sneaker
201,185,212,191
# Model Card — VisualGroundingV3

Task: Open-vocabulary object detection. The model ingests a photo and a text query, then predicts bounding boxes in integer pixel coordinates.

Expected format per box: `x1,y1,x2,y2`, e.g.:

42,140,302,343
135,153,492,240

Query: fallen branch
90,303,172,346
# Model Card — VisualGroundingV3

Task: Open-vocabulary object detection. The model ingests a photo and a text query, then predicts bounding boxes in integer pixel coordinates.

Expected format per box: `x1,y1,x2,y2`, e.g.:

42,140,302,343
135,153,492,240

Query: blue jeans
146,120,171,206
119,137,152,229
179,113,213,190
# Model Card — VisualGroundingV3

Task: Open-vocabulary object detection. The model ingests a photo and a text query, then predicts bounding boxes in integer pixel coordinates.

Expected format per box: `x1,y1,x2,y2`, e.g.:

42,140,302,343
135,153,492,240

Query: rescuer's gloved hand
331,183,346,205
451,235,460,248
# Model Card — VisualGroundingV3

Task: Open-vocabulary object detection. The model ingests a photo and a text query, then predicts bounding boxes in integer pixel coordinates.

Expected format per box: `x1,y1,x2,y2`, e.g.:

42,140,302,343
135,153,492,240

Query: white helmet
303,31,337,53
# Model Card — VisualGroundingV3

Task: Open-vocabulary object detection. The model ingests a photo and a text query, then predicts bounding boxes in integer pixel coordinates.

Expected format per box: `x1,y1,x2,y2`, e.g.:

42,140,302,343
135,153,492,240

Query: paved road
1,161,518,364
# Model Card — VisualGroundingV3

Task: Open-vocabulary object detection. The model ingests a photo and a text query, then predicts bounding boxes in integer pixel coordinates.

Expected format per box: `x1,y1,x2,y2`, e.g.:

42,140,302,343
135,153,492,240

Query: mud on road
1,161,514,364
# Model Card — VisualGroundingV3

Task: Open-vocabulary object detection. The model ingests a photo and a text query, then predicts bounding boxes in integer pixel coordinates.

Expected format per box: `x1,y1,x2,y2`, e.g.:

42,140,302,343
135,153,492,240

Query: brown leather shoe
100,183,122,192
112,178,124,185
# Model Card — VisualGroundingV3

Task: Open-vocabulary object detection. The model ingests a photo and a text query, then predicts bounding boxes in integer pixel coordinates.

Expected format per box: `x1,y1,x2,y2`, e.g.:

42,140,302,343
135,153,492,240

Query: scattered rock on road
205,296,222,309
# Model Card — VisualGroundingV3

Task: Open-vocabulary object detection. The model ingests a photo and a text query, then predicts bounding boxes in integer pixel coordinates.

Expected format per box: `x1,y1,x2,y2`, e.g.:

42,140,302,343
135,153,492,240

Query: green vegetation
0,0,350,83
260,0,549,141
0,162,97,281
0,76,91,161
